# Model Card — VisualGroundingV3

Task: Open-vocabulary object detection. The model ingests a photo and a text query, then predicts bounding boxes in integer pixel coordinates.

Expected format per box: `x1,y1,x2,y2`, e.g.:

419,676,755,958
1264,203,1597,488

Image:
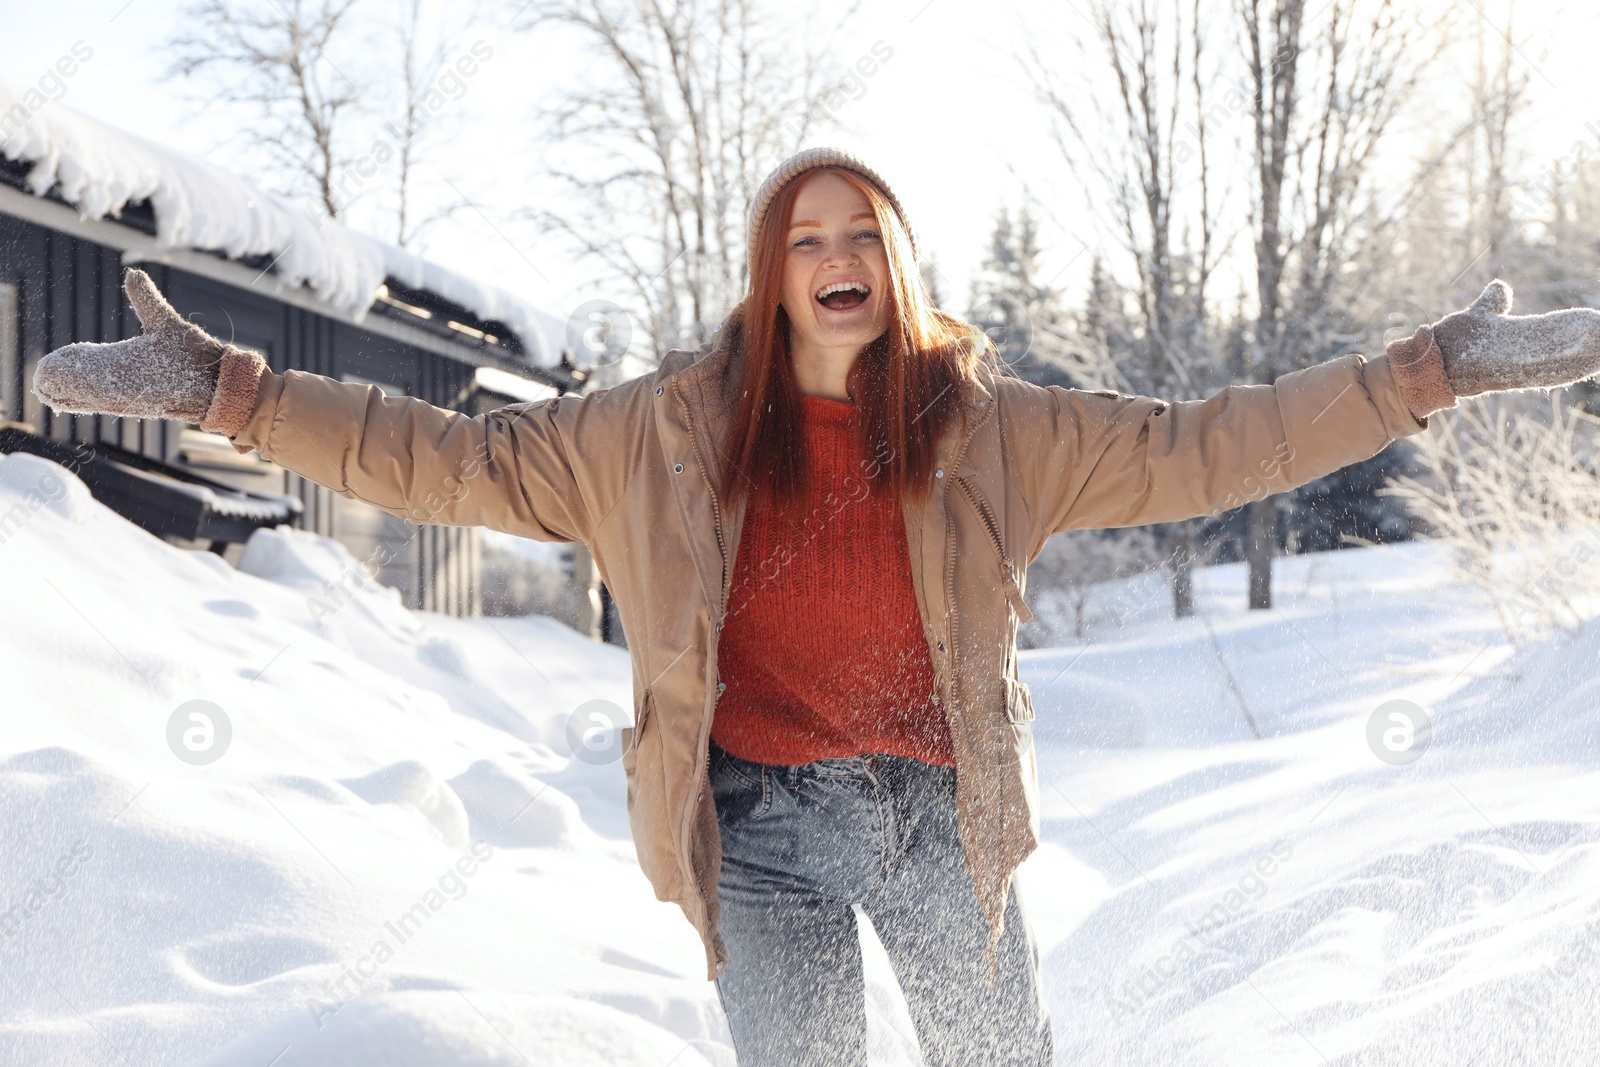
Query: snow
0,77,572,370
1023,544,1600,1063
3,449,1599,1064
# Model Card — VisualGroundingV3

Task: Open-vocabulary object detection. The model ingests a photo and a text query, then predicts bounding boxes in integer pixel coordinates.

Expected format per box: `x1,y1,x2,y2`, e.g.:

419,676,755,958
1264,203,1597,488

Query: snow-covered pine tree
967,206,1105,391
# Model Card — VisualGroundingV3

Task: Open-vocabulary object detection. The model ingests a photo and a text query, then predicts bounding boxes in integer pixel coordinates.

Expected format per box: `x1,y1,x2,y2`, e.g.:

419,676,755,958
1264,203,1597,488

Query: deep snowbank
2,450,1598,1065
1023,541,1600,1063
0,452,727,1066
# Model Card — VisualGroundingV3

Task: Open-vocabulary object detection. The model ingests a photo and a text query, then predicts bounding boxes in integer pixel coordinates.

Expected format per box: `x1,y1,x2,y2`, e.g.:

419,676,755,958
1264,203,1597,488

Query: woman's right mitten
31,267,268,436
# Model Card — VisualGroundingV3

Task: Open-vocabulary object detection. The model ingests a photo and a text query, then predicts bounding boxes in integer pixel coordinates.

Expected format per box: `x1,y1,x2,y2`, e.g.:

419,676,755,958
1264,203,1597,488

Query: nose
821,238,862,268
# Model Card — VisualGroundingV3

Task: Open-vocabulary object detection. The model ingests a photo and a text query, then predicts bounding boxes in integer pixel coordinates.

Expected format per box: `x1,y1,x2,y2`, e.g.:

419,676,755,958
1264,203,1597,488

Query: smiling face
778,169,893,377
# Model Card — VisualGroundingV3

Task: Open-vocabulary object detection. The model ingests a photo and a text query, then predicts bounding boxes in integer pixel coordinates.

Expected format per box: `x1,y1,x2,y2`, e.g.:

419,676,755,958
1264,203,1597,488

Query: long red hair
721,167,992,510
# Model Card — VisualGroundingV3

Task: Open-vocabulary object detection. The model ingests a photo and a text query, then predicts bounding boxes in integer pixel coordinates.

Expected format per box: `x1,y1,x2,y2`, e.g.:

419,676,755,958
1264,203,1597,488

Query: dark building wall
0,210,487,617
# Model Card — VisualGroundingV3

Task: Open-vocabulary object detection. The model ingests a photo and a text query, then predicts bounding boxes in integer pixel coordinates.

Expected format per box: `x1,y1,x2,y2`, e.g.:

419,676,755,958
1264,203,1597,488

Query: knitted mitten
1388,280,1600,419
31,268,269,436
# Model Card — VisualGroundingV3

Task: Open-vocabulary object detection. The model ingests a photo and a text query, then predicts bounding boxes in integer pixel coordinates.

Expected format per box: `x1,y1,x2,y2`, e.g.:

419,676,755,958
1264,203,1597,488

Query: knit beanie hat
747,147,918,270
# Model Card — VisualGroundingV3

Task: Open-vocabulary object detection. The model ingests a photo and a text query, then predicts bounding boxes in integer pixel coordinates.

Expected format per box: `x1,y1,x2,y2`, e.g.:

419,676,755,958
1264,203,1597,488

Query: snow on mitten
31,268,268,436
1387,279,1600,420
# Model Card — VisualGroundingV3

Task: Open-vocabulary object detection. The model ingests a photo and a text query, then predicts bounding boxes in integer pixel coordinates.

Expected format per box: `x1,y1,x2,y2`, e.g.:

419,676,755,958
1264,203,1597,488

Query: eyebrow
789,212,877,229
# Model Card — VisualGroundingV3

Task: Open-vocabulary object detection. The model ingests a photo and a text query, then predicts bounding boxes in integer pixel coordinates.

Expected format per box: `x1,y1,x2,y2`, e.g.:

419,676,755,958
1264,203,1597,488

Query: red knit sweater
710,395,955,767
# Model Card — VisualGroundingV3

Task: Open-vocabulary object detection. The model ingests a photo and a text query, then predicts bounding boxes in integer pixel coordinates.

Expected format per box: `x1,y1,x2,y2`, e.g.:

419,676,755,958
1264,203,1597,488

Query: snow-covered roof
0,77,572,370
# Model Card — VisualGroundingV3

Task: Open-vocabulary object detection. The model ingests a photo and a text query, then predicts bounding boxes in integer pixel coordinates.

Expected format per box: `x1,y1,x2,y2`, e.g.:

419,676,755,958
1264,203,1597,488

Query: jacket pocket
1003,674,1042,843
1003,675,1036,725
621,691,654,779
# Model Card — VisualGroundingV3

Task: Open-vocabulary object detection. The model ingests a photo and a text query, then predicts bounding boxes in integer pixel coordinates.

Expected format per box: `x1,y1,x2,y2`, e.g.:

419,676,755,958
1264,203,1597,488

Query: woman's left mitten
1433,280,1600,397
1387,280,1600,420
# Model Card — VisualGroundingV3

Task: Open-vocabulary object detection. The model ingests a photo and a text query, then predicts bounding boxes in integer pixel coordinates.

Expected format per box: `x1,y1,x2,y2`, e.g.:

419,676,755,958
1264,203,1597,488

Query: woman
32,147,1600,1066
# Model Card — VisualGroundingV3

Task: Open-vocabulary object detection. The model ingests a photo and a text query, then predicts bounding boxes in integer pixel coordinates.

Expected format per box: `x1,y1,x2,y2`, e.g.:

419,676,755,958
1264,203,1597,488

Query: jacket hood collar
667,299,752,432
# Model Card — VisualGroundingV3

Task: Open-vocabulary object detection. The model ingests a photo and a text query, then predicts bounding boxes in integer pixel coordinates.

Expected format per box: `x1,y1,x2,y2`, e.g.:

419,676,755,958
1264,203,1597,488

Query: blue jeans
709,739,1053,1066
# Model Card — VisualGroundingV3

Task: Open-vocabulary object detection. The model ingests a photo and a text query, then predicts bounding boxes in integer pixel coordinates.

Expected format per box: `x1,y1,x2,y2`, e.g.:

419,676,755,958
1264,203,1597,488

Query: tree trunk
1246,497,1274,609
1171,521,1195,619
570,541,605,640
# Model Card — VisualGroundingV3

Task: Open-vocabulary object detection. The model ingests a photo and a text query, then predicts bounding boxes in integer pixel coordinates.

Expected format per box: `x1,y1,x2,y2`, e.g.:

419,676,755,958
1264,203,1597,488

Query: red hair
721,167,991,510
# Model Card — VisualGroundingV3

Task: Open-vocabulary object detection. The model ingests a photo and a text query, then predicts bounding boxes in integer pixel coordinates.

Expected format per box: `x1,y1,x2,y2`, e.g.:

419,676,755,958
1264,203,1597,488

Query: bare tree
166,0,471,245
1235,0,1437,608
1024,0,1226,618
167,0,365,218
1464,9,1529,285
1387,3,1581,312
390,0,470,247
511,0,869,363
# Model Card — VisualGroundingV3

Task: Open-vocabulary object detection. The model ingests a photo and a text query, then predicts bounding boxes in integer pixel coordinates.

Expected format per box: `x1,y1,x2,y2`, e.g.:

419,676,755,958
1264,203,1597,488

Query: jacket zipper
953,476,1033,624
941,397,1026,941
938,397,996,706
670,380,729,961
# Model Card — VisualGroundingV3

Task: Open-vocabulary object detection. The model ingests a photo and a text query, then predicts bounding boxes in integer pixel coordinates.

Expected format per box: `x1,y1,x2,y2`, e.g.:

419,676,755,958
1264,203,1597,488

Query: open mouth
815,280,871,312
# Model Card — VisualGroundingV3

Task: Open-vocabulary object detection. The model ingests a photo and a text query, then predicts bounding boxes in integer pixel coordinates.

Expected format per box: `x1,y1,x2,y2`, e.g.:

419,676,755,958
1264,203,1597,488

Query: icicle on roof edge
0,77,572,370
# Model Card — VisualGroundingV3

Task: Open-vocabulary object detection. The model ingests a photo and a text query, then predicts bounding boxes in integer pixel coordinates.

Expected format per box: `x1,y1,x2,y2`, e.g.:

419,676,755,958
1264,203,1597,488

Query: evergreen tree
967,207,1104,390
919,253,947,310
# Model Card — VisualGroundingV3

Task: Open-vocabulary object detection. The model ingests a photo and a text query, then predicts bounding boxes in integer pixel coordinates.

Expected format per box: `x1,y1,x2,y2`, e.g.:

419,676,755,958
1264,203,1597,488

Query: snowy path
2,451,1597,1065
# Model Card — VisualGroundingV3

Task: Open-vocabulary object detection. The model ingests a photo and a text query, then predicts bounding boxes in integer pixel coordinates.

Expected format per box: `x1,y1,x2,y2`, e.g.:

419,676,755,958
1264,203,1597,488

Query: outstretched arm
1005,351,1422,543
32,268,632,543
224,366,633,543
1006,280,1600,548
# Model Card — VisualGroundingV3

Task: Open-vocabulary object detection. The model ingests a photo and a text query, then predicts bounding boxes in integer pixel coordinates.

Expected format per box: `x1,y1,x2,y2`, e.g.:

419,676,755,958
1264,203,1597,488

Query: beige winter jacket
223,302,1427,980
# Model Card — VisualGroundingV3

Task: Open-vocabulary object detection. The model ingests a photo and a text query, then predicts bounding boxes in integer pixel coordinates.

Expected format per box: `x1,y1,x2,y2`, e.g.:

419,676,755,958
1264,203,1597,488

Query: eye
792,236,818,247
856,230,881,240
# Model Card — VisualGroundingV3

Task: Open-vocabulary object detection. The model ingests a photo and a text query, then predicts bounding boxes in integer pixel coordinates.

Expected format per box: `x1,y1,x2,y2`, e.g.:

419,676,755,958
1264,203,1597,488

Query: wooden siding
0,210,495,618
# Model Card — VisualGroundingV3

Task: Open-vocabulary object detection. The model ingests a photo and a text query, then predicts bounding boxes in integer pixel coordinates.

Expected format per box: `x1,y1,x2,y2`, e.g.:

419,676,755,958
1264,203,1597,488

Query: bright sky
6,0,1600,329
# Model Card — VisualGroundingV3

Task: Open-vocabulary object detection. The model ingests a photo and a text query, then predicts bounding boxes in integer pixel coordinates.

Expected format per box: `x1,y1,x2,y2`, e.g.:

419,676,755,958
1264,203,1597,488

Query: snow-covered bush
1384,391,1600,645
1022,526,1165,645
